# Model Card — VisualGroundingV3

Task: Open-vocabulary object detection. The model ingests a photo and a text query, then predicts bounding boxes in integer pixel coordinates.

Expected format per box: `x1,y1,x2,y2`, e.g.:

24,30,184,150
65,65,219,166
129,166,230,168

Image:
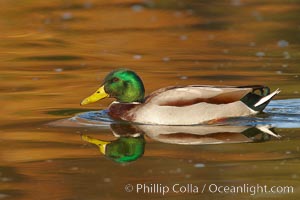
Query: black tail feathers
239,85,277,112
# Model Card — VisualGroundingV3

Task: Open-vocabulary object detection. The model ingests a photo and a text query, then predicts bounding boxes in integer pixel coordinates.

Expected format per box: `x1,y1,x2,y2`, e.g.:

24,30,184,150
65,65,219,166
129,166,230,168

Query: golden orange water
0,0,300,199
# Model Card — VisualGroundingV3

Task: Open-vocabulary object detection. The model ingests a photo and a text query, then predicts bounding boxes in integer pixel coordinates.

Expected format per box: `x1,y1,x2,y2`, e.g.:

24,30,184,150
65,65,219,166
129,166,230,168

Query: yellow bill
81,135,110,155
80,85,109,105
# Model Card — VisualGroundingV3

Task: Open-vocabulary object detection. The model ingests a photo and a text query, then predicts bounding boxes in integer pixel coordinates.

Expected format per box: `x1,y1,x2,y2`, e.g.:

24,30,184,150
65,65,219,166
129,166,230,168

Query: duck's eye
112,77,119,82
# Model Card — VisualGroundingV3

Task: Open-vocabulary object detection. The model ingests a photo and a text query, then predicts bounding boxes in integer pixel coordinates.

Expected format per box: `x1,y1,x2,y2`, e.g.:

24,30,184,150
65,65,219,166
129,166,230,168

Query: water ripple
224,99,300,128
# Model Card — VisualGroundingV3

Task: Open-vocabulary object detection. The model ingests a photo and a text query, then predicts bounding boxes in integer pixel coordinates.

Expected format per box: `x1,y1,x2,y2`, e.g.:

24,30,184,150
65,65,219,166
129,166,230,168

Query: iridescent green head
81,68,145,105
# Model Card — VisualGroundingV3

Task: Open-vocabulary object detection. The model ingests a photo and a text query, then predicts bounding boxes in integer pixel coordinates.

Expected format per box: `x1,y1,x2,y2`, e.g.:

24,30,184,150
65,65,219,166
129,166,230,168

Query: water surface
0,0,300,199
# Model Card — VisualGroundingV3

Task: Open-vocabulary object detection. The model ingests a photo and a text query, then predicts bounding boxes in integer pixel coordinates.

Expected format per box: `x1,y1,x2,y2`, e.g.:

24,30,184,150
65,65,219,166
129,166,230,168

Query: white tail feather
257,125,281,138
254,88,281,107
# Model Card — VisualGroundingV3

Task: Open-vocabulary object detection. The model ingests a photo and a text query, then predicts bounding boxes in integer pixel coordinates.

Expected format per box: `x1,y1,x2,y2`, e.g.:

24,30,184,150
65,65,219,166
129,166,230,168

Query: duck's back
144,85,253,106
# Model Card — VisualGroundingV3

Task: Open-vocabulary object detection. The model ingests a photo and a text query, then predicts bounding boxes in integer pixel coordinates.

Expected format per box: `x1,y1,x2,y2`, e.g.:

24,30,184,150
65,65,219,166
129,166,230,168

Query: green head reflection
106,136,145,163
81,134,145,163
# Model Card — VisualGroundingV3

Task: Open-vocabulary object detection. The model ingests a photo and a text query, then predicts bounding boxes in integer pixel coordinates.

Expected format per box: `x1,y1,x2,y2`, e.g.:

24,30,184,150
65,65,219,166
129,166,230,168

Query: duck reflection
81,124,280,163
82,124,145,163
139,124,280,145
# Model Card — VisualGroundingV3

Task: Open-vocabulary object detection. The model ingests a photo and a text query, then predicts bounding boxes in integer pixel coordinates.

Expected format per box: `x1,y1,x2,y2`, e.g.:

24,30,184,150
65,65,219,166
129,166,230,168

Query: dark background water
0,0,299,199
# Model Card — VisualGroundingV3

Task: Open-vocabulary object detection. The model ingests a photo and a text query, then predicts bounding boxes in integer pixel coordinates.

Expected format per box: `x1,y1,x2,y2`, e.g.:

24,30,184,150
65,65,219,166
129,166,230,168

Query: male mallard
81,68,280,125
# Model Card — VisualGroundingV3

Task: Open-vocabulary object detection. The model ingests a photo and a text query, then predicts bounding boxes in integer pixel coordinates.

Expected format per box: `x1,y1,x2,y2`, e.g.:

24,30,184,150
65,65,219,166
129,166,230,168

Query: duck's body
81,69,280,125
108,85,279,125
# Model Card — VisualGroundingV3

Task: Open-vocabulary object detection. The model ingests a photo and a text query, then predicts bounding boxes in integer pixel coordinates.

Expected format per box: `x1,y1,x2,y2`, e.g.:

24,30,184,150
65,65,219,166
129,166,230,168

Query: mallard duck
80,68,280,125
